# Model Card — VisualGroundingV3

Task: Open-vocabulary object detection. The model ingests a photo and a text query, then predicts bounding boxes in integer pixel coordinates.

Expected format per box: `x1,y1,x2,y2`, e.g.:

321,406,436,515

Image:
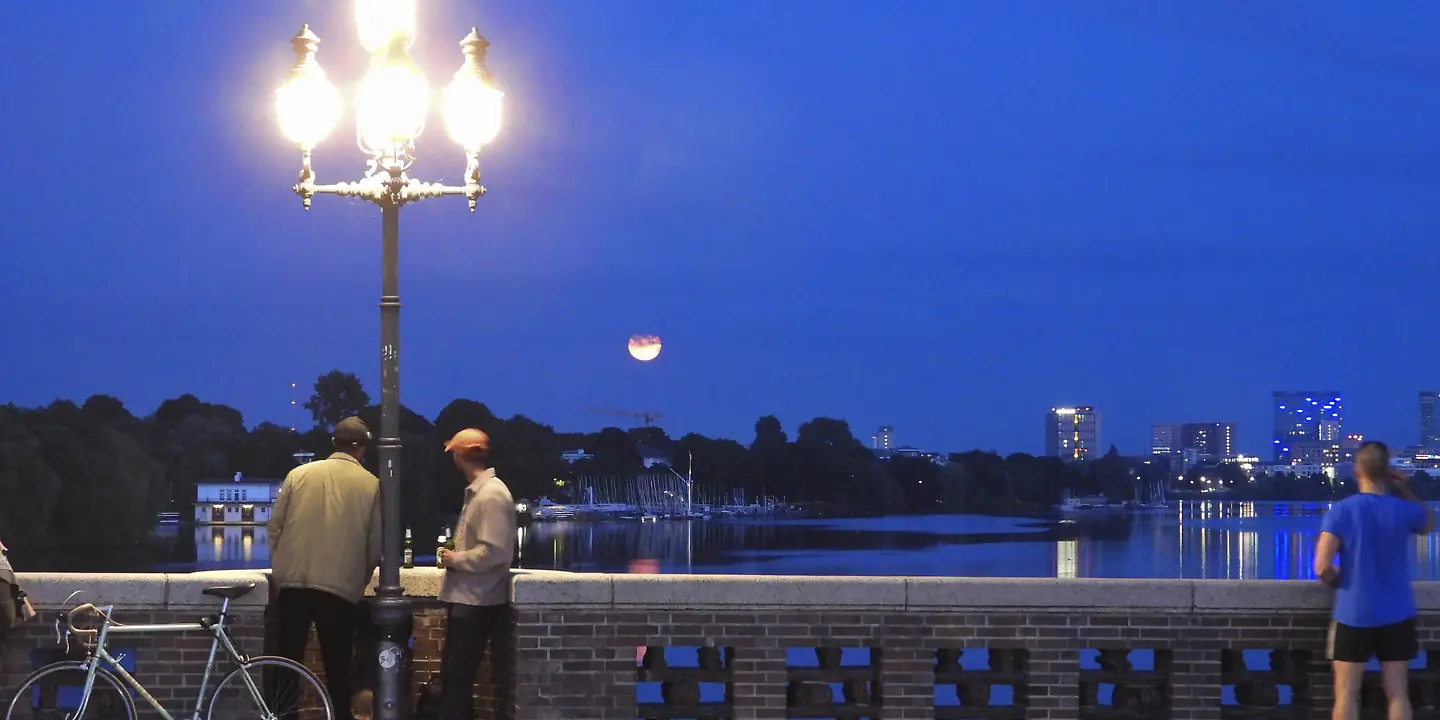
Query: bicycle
3,582,335,720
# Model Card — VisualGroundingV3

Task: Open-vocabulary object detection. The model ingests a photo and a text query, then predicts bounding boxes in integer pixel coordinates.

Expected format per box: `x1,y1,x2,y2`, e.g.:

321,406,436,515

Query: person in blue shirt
1315,441,1435,720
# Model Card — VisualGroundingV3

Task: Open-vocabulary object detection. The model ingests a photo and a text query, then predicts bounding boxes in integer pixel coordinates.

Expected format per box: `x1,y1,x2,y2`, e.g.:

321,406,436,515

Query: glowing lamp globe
628,334,662,362
276,26,342,149
444,29,504,152
356,41,429,152
444,73,503,151
277,75,342,149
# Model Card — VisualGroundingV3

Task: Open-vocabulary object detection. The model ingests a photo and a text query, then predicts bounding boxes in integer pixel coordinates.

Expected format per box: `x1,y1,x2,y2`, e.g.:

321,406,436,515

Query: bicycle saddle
202,583,258,600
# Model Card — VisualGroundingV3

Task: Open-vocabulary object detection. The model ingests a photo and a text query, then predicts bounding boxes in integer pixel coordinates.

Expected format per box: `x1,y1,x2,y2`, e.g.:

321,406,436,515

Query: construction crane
589,408,664,428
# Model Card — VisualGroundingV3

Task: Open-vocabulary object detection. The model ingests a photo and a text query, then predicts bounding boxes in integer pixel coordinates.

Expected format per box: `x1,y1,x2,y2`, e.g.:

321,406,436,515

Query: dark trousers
438,603,508,720
274,588,359,714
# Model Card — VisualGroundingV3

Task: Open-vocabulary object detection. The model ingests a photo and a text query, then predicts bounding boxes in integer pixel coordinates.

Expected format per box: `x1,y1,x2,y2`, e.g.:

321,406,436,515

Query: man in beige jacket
436,428,515,720
268,416,382,712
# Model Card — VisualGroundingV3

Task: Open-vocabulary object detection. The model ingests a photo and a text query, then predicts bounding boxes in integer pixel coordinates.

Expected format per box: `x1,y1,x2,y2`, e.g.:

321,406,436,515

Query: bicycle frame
70,596,263,720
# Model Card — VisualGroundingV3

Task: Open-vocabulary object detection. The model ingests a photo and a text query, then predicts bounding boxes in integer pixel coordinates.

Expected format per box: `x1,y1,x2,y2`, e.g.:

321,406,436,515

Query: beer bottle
402,527,414,568
436,530,447,568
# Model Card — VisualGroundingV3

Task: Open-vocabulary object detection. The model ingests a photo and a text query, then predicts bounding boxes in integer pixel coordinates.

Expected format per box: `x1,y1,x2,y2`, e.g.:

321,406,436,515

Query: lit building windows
1272,391,1342,465
1046,407,1099,461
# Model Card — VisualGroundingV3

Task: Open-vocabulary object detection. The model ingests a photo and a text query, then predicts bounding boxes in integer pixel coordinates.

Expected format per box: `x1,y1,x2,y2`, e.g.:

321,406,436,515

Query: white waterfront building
194,472,283,525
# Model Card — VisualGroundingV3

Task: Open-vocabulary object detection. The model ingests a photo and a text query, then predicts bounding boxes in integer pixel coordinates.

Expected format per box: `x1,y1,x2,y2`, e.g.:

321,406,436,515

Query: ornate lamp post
274,3,503,718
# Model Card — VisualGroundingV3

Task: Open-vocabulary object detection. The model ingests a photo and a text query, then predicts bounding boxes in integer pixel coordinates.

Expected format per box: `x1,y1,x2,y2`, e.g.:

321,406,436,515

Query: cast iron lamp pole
274,4,503,719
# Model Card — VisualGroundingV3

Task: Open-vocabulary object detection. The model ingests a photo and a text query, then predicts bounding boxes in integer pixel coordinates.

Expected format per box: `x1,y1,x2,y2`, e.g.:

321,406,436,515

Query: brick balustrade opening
5,569,1439,720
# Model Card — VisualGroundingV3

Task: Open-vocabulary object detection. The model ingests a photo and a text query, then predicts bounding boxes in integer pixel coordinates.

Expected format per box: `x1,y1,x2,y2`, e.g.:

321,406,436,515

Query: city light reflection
1056,540,1078,579
195,526,270,569
183,499,1440,579
1236,531,1257,579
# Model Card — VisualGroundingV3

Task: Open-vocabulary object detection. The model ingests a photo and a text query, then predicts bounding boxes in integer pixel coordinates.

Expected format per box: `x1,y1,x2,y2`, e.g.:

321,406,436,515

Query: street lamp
274,7,503,720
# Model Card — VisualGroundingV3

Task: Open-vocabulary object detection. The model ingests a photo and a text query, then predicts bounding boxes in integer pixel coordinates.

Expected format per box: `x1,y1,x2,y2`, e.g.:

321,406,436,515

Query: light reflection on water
182,500,1440,580
194,526,269,568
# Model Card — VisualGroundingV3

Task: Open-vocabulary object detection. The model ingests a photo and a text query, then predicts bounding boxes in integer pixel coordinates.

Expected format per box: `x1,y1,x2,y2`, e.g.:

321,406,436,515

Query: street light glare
355,0,417,54
444,29,503,152
277,72,342,149
276,26,342,150
356,44,429,152
444,73,503,151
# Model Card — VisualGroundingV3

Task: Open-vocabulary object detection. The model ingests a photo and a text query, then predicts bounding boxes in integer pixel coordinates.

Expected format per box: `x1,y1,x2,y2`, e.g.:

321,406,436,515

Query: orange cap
444,428,490,454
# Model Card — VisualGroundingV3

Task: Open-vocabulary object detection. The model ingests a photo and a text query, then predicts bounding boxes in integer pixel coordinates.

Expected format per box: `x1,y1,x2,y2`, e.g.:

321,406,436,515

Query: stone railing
2,570,455,717
1,571,274,717
509,575,1440,720
4,571,1437,720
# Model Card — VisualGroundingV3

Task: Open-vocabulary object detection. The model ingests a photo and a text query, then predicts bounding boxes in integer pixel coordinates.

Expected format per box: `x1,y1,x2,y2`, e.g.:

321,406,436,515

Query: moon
628,334,662,362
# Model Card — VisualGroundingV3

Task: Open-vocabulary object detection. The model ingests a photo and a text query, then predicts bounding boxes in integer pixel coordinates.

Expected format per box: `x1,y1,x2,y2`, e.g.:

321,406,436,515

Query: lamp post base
370,589,414,720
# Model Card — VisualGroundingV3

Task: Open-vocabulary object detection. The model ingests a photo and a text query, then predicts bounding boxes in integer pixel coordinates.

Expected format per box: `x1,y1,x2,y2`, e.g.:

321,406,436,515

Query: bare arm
1314,531,1340,586
1393,473,1436,533
447,492,514,574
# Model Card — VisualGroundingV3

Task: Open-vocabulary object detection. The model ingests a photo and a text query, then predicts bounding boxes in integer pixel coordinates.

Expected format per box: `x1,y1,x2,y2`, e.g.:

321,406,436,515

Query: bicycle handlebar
62,603,102,636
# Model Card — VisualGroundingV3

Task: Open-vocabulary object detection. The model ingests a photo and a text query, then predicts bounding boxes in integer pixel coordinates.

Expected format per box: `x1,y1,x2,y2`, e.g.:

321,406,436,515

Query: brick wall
3,571,510,720
9,570,1440,720
0,606,268,718
1,572,273,719
507,574,1440,720
409,600,514,720
513,606,1344,720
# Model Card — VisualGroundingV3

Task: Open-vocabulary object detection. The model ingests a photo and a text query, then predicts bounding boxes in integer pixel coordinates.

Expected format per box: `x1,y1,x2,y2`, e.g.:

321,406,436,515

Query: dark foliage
0,372,1389,550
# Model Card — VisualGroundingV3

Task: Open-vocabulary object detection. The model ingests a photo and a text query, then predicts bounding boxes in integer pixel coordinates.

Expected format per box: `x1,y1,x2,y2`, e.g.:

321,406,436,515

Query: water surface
115,500,1440,580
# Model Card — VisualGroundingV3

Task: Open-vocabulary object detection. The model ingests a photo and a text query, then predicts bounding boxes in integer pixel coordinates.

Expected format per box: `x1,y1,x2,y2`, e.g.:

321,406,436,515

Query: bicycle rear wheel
4,661,136,720
206,656,332,720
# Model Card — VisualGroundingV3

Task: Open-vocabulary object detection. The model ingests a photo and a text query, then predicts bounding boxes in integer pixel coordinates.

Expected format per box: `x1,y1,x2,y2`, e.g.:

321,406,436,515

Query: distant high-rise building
1341,433,1364,462
1422,392,1440,449
1046,407,1099,461
1150,424,1181,456
873,426,894,452
1272,391,1343,464
1181,422,1235,460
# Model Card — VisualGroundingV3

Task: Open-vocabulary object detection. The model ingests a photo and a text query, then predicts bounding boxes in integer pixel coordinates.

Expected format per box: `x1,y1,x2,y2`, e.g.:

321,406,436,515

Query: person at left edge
268,416,383,713
0,532,16,656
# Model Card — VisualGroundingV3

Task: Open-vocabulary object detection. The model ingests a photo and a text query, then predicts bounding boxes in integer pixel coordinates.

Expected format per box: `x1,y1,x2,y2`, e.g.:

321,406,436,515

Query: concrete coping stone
371,567,559,600
20,570,1440,614
503,573,1440,613
17,571,270,610
514,574,1200,610
166,571,271,608
905,577,1195,611
1192,580,1440,612
9,567,566,611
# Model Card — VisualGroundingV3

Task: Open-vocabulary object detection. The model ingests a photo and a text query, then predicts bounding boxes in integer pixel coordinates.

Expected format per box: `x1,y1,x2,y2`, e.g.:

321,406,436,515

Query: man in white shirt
436,428,515,720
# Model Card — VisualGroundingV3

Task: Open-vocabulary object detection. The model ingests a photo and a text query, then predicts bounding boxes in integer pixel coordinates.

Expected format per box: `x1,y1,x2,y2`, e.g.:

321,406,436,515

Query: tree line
0,370,1415,550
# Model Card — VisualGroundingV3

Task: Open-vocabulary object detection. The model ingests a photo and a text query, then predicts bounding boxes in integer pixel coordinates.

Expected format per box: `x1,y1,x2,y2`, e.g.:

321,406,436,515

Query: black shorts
1327,618,1418,663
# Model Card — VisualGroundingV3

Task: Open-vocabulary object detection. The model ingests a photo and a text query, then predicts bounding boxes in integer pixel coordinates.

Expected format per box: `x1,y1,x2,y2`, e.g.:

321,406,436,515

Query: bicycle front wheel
206,656,332,720
4,661,137,720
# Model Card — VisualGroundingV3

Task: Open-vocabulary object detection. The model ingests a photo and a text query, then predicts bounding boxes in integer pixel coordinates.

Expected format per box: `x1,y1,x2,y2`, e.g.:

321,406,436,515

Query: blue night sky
2,1,1438,456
